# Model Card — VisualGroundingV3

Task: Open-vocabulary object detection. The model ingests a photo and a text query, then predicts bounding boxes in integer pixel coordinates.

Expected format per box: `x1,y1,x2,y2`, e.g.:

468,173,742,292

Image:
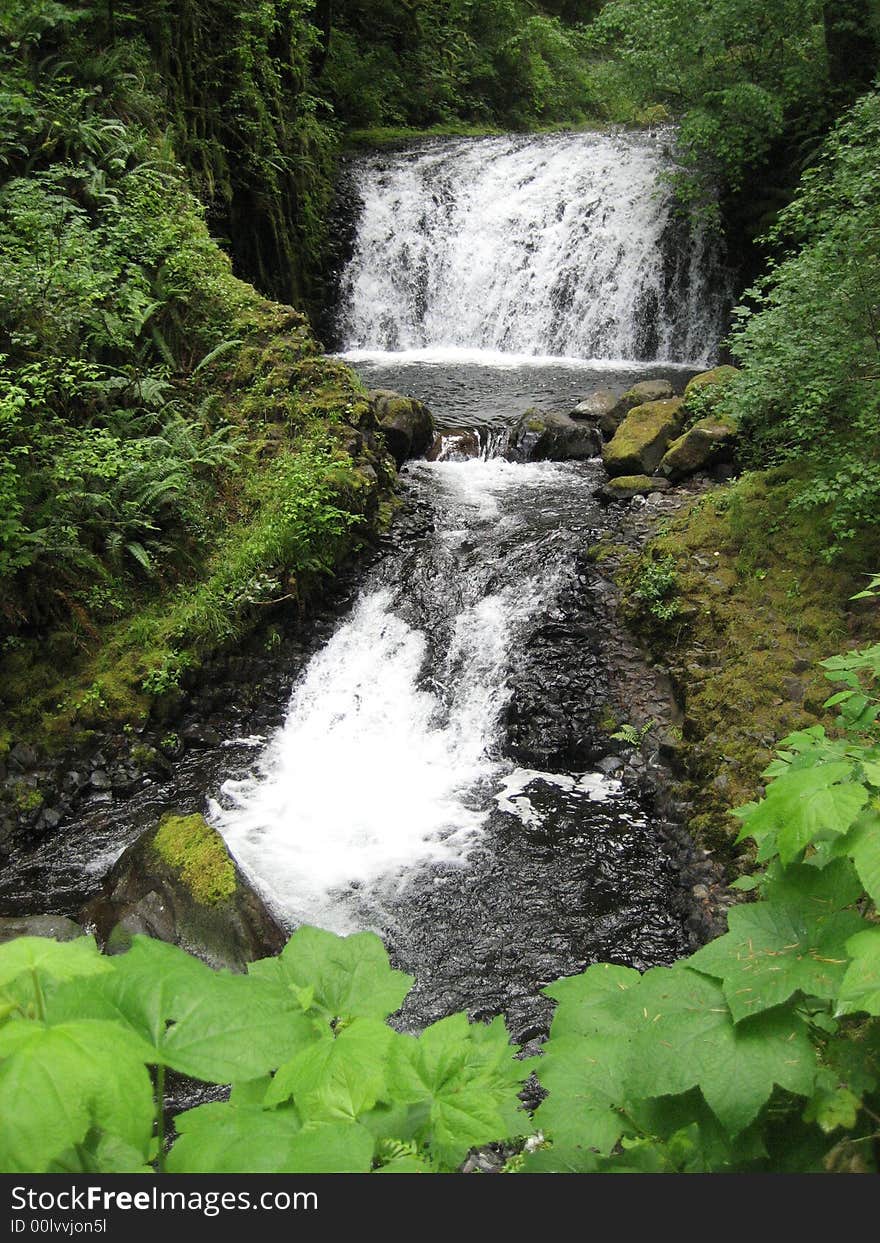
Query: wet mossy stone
605,379,676,435
82,813,285,972
598,475,670,503
659,413,739,481
683,366,740,401
369,389,435,467
603,398,684,476
511,409,602,461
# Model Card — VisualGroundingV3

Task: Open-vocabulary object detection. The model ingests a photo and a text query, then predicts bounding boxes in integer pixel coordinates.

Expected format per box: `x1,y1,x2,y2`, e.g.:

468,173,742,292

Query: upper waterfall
335,130,727,365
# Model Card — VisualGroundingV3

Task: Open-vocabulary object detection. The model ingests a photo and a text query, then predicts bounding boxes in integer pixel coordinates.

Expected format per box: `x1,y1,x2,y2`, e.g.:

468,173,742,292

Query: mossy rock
683,366,740,401
602,398,684,476
370,390,435,467
511,409,602,461
605,379,676,435
659,414,739,481
82,812,285,971
598,474,670,503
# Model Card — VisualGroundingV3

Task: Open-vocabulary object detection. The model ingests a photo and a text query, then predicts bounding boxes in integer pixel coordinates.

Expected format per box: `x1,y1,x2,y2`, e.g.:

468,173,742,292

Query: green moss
152,813,237,907
10,782,43,813
683,367,741,400
603,399,684,476
623,467,880,864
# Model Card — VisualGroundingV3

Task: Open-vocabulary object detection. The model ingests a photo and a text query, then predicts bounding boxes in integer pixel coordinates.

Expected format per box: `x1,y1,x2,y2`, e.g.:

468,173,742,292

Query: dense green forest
1,0,880,1178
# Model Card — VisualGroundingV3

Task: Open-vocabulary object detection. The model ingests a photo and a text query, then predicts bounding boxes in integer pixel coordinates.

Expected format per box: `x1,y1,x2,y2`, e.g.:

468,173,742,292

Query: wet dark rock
0,913,84,943
370,389,435,466
510,410,602,462
89,769,112,791
82,812,285,973
9,743,38,771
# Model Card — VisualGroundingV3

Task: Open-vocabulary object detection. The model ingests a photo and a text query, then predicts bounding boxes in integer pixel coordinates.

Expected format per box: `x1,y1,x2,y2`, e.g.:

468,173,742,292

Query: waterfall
336,129,726,365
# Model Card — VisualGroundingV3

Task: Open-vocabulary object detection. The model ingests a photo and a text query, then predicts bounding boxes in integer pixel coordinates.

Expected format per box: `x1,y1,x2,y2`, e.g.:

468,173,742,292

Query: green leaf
837,927,880,1016
624,967,817,1134
531,1033,632,1156
689,901,865,1021
167,1103,372,1173
265,1018,396,1122
760,857,863,909
544,962,641,1039
0,936,111,990
839,809,880,905
259,927,413,1021
0,1020,153,1173
385,1013,526,1169
803,1083,860,1134
49,936,318,1082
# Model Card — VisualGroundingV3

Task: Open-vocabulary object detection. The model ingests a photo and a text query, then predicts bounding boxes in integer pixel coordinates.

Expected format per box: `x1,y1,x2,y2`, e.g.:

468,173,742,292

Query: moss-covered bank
617,467,880,866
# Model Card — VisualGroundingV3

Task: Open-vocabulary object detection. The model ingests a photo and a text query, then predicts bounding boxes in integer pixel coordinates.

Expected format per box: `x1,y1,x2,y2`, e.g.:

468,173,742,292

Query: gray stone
511,410,602,462
370,390,435,467
82,812,286,972
0,914,84,944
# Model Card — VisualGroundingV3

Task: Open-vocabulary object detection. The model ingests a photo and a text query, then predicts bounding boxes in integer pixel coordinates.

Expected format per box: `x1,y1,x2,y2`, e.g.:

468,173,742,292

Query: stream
2,128,730,1040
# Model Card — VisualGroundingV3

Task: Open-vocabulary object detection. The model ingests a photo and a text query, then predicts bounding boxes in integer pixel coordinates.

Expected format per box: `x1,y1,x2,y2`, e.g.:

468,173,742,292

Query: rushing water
335,130,727,364
2,129,721,1036
209,455,692,1033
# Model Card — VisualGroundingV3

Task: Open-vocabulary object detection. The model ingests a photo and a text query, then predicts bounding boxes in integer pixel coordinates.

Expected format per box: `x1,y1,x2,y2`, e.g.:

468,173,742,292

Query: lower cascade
335,129,728,364
210,453,693,1034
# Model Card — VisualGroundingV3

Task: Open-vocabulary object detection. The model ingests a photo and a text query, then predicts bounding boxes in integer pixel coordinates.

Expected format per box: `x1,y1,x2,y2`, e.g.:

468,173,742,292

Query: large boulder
659,413,739,481
683,366,740,403
81,812,285,972
602,398,684,476
510,410,602,461
603,379,676,437
572,389,617,423
370,389,435,467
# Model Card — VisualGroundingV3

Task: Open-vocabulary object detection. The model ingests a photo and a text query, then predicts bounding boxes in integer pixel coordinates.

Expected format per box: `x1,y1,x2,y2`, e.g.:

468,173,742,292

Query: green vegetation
1,634,879,1172
152,813,237,906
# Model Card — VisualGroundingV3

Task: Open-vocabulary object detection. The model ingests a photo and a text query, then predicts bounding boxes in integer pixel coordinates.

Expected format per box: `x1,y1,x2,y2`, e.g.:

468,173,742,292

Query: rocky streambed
0,366,743,1052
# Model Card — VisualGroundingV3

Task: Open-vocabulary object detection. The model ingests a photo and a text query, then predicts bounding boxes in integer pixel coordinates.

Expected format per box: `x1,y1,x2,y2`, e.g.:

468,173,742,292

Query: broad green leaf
837,927,880,1015
0,936,111,990
265,1018,396,1122
739,763,866,861
625,967,816,1134
689,901,865,1021
167,1103,373,1173
267,926,413,1021
531,1032,632,1156
167,1103,302,1173
544,962,641,1039
0,1020,153,1173
48,936,319,1082
804,1083,860,1134
840,809,880,905
385,1013,526,1169
760,857,863,909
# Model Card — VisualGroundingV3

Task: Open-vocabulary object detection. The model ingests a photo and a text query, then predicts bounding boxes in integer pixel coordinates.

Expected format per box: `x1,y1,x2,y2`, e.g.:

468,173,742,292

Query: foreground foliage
2,630,879,1173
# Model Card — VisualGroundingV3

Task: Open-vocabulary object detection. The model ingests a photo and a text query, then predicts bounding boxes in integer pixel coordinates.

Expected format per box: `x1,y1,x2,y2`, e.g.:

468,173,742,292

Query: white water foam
337,130,727,364
212,458,570,931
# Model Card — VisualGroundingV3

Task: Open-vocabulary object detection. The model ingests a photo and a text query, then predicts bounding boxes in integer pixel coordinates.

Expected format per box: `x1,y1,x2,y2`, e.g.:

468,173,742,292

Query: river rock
572,388,617,424
683,365,740,402
659,413,739,480
602,398,684,476
369,389,435,467
604,379,676,436
510,410,602,461
598,474,671,503
0,914,84,944
426,429,481,461
81,812,286,972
